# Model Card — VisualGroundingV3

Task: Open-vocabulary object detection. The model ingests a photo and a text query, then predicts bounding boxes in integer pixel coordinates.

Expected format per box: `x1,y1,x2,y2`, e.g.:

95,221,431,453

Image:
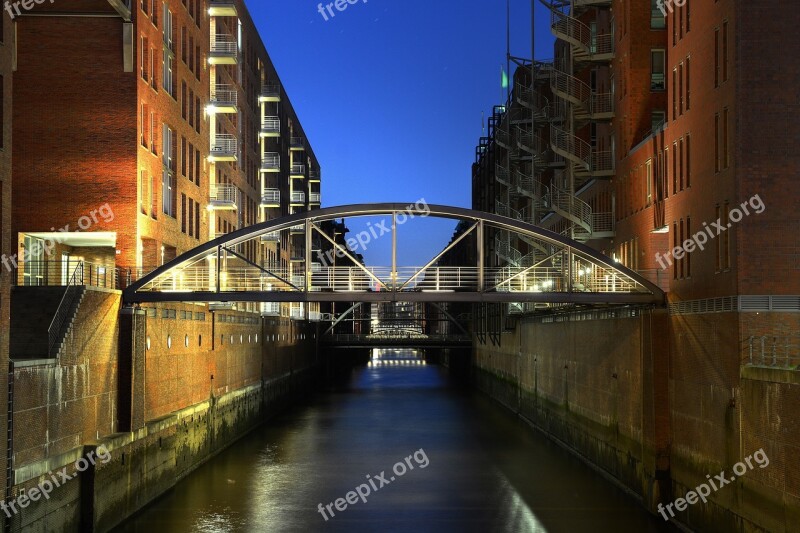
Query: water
117,350,676,533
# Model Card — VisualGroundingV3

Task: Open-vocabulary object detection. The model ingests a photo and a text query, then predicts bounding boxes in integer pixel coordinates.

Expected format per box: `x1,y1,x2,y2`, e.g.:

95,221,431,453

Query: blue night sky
246,0,554,265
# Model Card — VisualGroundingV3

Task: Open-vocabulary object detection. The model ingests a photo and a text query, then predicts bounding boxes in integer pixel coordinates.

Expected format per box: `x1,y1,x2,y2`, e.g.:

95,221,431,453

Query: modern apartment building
473,0,800,529
10,0,321,319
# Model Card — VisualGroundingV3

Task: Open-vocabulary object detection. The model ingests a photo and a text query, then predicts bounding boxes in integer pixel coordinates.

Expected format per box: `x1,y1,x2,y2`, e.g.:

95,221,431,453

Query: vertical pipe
477,220,485,291
391,212,398,290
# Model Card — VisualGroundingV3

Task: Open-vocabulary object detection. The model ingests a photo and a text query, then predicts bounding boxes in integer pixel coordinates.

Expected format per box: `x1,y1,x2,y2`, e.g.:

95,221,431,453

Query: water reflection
116,349,675,533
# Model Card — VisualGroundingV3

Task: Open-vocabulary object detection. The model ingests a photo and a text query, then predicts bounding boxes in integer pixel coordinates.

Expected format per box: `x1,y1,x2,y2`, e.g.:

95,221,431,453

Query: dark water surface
116,351,675,533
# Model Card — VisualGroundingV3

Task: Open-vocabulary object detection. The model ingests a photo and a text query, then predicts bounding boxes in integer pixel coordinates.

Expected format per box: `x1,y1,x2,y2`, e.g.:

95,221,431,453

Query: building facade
2,2,324,530
473,0,800,529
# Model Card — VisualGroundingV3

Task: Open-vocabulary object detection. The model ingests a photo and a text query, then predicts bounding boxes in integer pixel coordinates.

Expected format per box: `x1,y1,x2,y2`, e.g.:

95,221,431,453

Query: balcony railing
210,134,237,159
290,164,306,176
261,116,280,135
260,302,281,317
261,153,280,171
308,169,320,181
210,184,238,208
209,34,238,64
261,188,280,206
209,84,238,112
260,84,281,101
290,191,306,204
290,137,305,150
309,192,321,203
261,232,280,243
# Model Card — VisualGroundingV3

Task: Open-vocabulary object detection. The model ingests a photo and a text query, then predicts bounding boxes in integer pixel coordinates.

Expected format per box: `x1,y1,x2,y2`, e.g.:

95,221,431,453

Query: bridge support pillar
117,305,147,432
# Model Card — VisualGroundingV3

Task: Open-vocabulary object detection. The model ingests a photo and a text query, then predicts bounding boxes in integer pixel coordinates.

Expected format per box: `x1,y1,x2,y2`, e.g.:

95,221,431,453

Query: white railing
261,302,281,317
211,34,237,55
291,191,306,204
211,134,237,155
137,264,651,296
290,164,306,175
210,184,238,204
309,193,321,203
262,116,280,134
211,84,237,106
261,153,280,170
290,136,305,148
261,189,280,205
261,232,280,242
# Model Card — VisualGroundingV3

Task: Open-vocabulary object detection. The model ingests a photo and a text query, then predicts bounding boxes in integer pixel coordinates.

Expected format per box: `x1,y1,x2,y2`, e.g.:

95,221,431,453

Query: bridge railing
134,262,650,295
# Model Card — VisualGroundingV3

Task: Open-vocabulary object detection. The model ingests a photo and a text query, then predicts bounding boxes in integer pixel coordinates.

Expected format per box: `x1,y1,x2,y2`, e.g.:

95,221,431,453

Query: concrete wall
474,307,798,532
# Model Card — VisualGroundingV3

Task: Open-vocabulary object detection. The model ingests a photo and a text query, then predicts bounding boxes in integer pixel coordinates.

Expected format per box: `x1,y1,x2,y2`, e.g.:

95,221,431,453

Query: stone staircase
10,286,87,359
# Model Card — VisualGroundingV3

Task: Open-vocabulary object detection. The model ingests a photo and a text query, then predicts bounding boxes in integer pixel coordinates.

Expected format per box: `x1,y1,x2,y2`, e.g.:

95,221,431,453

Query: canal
116,350,676,532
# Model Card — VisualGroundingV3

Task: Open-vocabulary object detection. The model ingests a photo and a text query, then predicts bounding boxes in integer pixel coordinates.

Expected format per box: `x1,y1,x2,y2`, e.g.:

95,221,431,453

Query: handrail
47,262,84,357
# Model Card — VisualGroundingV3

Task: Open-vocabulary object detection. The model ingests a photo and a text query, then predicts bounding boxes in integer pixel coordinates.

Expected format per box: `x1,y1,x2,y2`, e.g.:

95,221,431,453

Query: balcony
209,134,237,162
260,302,280,317
289,137,305,151
209,84,238,114
210,184,238,210
309,192,321,204
261,231,280,243
259,84,281,103
261,188,281,207
261,153,280,172
209,0,237,16
290,224,305,234
308,169,320,182
209,34,238,65
290,164,306,178
290,304,305,321
290,191,306,205
261,116,280,138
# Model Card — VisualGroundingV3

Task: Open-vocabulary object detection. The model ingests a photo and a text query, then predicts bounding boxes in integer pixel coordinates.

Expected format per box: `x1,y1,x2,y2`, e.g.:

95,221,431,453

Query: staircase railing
48,262,84,358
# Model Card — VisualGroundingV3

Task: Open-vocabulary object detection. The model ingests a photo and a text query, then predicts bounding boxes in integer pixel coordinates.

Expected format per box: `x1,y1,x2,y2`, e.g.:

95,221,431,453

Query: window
651,0,666,29
181,194,187,233
645,160,653,206
714,113,720,172
162,125,176,218
672,68,678,119
678,63,684,115
188,199,194,237
150,47,158,89
678,219,684,279
195,96,201,133
678,137,684,191
181,136,187,176
718,204,730,271
651,49,666,90
714,28,720,88
722,107,730,169
722,21,729,82
685,56,690,110
151,174,158,219
685,217,691,278
139,170,147,214
163,49,174,97
672,222,678,280
685,135,691,187
672,142,678,194
141,37,149,81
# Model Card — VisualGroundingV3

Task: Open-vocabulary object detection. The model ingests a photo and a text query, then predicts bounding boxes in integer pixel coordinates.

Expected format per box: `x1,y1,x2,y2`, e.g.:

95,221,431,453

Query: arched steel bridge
123,204,665,306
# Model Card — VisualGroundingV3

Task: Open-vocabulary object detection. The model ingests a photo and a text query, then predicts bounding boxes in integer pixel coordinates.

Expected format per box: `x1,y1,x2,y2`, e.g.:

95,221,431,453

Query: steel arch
123,203,665,306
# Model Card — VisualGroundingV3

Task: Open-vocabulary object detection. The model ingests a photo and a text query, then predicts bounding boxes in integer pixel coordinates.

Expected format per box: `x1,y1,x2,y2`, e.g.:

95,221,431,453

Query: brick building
0,7,12,516
473,0,800,529
1,2,325,529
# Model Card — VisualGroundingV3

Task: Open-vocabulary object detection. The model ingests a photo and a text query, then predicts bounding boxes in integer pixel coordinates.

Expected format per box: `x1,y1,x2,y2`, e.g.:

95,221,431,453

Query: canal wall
5,289,320,532
474,307,799,532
